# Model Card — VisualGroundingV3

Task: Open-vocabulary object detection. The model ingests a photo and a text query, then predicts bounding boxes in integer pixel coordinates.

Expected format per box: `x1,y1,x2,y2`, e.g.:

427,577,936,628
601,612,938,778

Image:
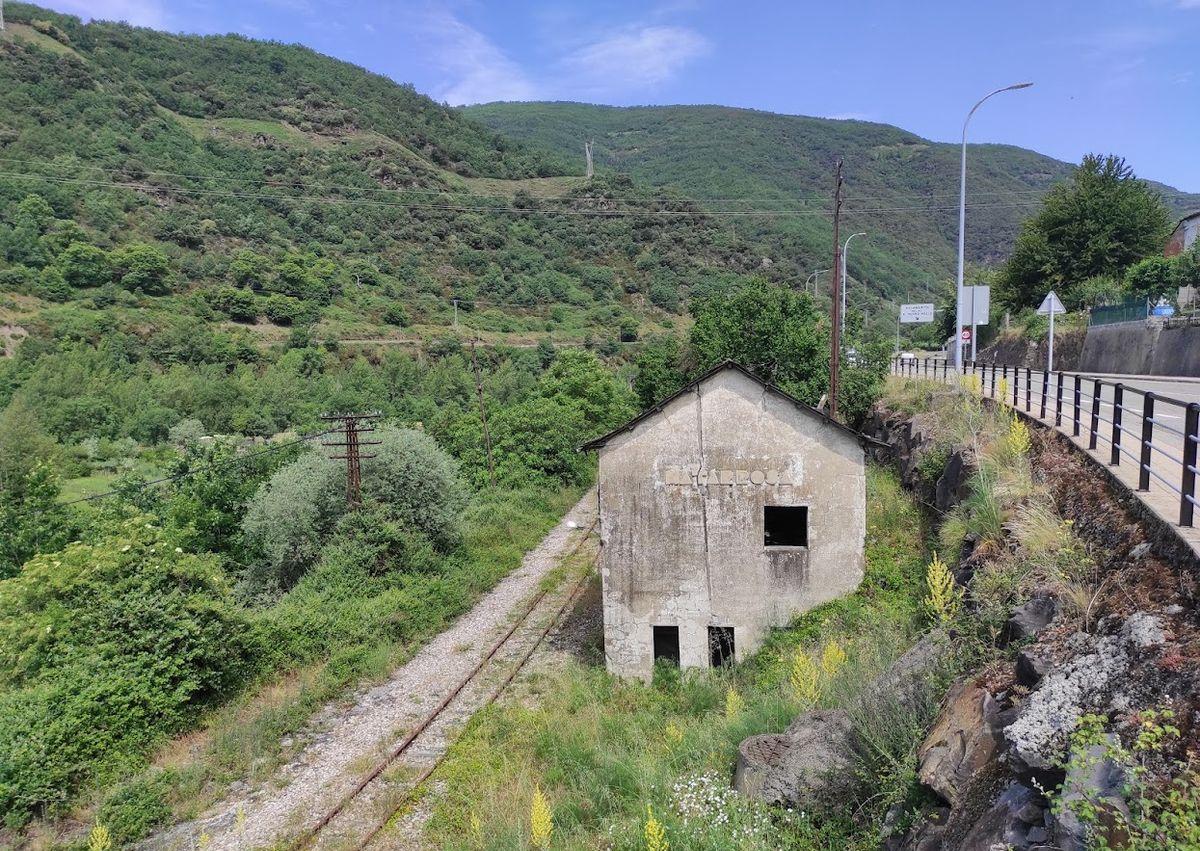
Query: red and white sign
961,328,972,342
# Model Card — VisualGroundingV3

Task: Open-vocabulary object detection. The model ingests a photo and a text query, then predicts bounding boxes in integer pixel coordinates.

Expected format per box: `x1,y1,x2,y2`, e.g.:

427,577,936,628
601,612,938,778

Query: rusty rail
286,519,598,851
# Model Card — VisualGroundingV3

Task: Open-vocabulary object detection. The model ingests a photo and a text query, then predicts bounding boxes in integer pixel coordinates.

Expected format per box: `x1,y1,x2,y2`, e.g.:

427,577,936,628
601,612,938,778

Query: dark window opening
764,505,808,547
709,626,735,668
653,626,680,666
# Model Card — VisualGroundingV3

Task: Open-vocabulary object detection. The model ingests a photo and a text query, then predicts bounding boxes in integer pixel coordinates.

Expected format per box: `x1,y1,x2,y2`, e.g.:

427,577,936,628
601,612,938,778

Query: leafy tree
632,336,683,408
689,277,828,404
997,154,1172,310
0,464,74,580
56,241,112,288
489,396,592,486
110,243,173,295
537,349,636,432
1124,256,1176,303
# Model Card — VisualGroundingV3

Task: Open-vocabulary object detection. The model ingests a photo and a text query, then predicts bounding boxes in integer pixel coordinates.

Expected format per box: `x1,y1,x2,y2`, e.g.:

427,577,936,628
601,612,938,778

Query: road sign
1039,290,1066,373
957,285,990,326
900,303,935,323
961,328,971,342
1037,290,1066,316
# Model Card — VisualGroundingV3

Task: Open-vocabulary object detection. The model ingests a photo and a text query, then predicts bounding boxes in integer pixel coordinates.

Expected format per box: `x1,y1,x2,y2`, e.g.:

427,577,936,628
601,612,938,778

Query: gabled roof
1174,210,1200,230
580,360,887,452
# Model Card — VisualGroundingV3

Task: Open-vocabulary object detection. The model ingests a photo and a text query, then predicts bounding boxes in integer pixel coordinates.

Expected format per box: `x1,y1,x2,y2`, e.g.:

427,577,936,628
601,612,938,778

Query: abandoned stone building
581,361,880,680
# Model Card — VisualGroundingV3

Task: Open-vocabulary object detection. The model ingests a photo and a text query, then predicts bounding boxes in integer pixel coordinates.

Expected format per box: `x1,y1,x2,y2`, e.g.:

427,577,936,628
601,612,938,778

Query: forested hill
0,3,766,358
465,101,1200,301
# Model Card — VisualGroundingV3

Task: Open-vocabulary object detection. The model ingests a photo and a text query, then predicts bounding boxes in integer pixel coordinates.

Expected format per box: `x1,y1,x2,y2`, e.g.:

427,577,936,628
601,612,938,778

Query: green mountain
464,101,1200,308
0,4,765,361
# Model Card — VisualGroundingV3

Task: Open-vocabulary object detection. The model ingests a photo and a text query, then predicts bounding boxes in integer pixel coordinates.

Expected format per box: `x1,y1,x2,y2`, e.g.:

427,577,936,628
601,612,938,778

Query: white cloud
566,25,709,92
419,10,537,105
46,0,167,28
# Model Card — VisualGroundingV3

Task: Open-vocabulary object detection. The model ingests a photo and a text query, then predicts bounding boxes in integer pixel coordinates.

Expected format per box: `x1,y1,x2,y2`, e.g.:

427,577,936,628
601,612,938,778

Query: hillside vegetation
465,101,1200,323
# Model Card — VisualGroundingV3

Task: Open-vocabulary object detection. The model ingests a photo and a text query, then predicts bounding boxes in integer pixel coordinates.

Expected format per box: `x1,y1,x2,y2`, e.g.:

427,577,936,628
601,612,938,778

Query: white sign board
899,303,935,324
1037,290,1066,316
957,285,990,326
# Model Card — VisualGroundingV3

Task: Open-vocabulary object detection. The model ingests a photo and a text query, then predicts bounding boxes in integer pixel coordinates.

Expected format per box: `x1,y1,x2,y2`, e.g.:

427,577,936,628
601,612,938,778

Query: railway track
285,520,599,851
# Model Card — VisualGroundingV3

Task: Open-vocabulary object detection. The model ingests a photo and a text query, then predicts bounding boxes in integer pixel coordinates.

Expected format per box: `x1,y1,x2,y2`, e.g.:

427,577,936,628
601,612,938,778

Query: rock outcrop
733,710,855,808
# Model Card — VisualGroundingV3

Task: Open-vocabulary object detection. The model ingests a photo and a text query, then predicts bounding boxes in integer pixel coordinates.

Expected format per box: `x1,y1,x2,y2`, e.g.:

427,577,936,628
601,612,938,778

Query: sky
42,0,1200,193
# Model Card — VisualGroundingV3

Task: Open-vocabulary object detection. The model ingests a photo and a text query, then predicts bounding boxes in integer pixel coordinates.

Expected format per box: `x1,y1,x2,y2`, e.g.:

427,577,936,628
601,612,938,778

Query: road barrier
892,356,1200,529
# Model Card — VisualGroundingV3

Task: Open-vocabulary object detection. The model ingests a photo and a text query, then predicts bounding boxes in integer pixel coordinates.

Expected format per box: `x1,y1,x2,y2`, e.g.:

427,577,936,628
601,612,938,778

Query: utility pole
452,298,458,328
469,340,497,487
585,140,594,179
321,412,382,507
829,158,844,421
1,0,6,32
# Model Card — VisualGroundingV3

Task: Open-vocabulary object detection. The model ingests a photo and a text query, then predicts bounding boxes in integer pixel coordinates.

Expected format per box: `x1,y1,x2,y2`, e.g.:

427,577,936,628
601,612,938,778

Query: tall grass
423,467,932,850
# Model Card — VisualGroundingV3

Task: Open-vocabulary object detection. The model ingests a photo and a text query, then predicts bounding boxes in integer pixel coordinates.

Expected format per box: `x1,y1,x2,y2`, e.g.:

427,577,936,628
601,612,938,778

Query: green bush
241,425,467,592
0,519,252,826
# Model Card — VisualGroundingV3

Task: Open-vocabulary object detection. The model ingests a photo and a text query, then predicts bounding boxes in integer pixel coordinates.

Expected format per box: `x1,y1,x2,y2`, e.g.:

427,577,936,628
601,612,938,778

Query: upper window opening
764,505,808,547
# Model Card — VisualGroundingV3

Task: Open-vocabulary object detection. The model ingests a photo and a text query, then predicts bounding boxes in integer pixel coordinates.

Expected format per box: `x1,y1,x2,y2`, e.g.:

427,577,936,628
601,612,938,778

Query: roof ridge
579,360,887,451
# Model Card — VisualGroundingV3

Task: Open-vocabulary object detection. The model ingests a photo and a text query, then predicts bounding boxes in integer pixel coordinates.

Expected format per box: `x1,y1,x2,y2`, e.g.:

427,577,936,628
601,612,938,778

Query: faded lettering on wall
660,467,792,487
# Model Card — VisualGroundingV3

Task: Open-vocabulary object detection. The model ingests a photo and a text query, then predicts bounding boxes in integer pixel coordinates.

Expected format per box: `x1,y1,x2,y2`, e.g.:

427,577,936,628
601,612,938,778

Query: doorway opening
708,626,735,668
653,625,680,666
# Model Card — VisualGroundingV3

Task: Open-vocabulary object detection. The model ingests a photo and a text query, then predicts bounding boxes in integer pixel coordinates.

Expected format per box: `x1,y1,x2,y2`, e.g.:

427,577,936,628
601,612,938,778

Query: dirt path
140,490,597,851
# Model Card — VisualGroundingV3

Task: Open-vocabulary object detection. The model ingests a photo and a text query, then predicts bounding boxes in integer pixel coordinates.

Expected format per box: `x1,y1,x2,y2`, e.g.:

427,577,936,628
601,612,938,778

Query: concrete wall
595,368,866,680
1078,320,1200,376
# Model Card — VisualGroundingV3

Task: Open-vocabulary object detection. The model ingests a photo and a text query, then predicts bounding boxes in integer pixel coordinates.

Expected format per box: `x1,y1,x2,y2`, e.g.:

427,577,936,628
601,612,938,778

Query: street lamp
954,82,1032,370
804,268,829,296
841,232,866,335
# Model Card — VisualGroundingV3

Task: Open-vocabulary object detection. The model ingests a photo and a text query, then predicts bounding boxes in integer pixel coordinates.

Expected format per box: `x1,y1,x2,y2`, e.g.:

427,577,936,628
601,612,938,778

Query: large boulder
733,709,856,808
1002,595,1058,646
917,680,1005,807
934,449,973,512
957,782,1050,851
737,634,948,810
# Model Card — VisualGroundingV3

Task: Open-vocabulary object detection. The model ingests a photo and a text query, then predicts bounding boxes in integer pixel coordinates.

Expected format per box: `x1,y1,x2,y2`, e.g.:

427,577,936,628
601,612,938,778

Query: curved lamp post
805,268,829,296
954,82,1032,370
841,232,866,335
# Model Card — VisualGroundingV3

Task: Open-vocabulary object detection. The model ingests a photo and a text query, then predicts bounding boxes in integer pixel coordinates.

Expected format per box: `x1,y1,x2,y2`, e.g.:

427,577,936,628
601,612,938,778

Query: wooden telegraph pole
321,412,382,507
829,158,844,420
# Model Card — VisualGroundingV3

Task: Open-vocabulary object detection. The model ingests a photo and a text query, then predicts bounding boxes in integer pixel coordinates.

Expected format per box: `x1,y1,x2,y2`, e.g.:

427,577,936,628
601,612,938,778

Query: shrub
0,519,251,825
241,425,466,592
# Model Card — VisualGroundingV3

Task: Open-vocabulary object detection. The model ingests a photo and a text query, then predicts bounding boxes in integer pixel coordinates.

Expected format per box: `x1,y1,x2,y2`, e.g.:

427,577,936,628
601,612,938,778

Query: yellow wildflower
924,552,960,625
789,648,820,707
819,640,847,680
87,825,112,851
530,784,553,848
725,687,745,719
645,805,669,851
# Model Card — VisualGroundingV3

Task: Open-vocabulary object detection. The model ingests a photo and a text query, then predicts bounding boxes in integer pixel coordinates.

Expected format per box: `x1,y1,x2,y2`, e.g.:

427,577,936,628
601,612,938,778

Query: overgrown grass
421,466,933,850
63,486,582,846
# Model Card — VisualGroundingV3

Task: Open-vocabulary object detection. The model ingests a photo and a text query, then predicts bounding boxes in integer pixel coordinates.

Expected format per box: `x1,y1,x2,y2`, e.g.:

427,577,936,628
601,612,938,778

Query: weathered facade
1165,211,1200,258
582,362,876,680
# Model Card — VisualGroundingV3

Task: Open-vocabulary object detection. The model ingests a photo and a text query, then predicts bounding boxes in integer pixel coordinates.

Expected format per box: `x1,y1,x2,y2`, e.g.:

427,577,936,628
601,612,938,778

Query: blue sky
45,0,1200,192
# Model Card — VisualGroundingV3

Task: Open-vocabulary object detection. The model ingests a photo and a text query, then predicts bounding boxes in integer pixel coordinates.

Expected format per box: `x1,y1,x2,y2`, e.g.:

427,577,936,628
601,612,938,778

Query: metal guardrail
892,356,1200,529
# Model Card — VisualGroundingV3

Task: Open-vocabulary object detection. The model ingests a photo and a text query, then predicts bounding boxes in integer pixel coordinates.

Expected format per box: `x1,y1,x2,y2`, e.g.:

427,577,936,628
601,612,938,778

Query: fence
1088,297,1148,327
891,356,1200,529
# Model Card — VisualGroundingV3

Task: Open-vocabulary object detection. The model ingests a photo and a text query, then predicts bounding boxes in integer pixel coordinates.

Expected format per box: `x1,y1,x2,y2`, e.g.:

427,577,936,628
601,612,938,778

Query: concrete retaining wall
1078,320,1200,376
